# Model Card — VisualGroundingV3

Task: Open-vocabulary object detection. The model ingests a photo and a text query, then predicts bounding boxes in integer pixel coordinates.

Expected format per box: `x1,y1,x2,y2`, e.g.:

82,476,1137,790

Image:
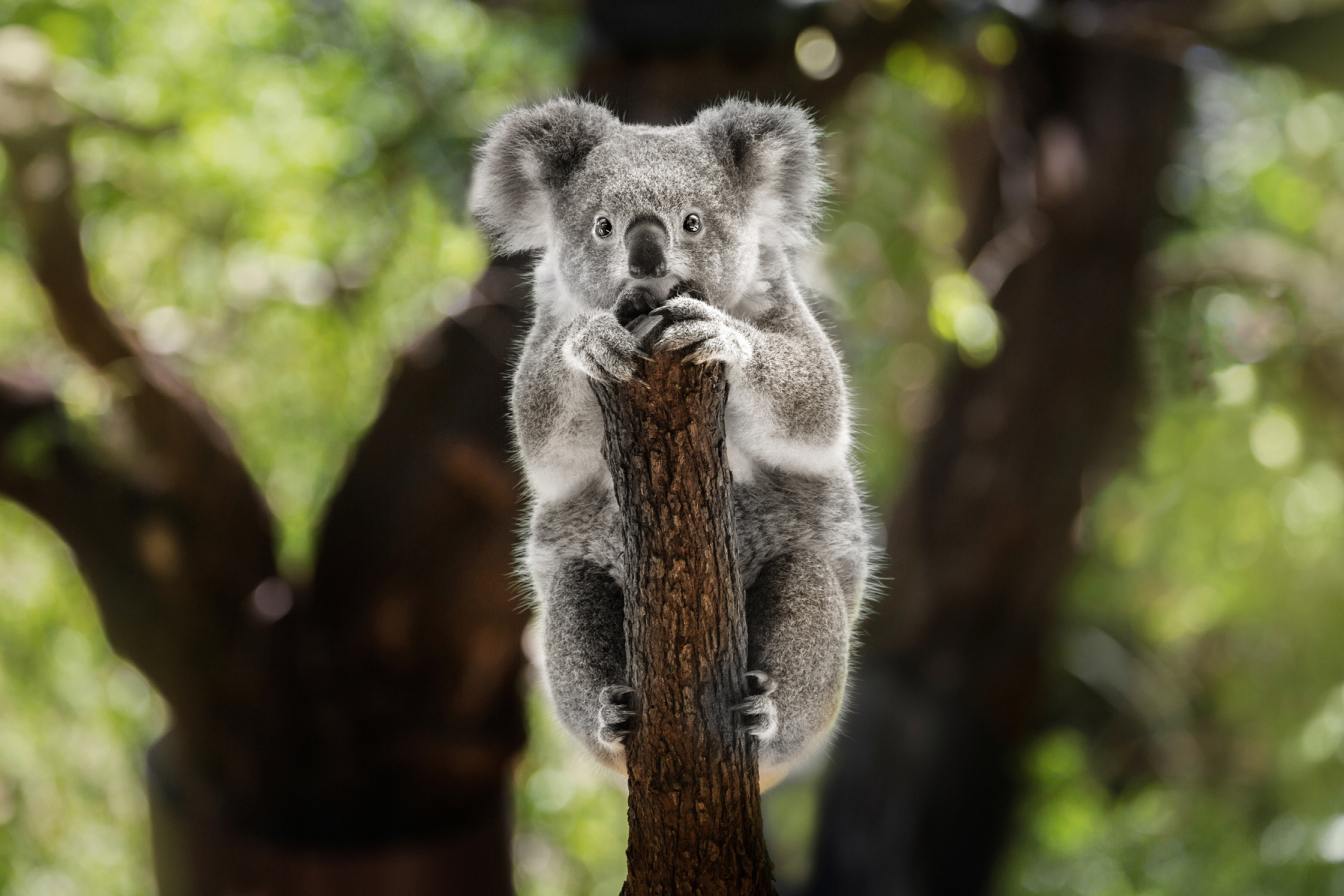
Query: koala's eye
682,213,702,234
593,217,613,239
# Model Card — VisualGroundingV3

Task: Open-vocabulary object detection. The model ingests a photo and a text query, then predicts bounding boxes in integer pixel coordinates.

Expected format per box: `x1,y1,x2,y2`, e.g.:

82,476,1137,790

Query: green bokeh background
3,1,1344,894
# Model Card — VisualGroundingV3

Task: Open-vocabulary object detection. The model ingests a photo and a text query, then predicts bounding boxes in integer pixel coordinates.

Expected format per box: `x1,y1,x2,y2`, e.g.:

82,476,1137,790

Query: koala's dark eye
593,217,613,239
682,213,702,234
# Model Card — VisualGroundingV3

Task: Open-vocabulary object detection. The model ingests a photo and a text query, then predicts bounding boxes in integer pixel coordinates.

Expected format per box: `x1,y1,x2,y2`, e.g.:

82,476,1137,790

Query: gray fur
470,98,869,784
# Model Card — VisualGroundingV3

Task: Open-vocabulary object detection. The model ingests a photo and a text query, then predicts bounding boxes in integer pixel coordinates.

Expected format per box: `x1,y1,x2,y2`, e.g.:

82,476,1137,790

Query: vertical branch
593,354,774,896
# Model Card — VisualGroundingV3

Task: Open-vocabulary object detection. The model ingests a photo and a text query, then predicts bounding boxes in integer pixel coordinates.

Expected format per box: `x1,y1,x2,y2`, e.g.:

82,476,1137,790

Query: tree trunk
593,355,775,896
807,26,1187,896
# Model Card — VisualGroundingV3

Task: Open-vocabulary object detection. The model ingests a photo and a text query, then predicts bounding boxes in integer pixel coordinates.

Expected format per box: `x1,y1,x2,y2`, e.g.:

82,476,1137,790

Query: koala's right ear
469,99,619,253
695,100,825,248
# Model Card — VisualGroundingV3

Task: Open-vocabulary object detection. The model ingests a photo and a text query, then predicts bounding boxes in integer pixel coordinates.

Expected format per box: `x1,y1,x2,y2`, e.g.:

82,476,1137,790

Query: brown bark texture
593,354,774,896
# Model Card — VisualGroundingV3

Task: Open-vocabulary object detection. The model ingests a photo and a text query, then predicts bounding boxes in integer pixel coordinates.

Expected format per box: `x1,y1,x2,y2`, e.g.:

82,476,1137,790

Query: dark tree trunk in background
146,258,532,895
595,355,775,895
807,28,1187,896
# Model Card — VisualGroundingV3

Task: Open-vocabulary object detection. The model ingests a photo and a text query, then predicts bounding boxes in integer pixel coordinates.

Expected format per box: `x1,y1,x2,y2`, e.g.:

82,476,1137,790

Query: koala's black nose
626,217,668,279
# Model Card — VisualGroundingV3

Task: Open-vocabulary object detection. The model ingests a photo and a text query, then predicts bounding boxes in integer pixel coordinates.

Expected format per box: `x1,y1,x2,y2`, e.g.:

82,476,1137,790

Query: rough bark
807,25,1188,896
593,355,774,896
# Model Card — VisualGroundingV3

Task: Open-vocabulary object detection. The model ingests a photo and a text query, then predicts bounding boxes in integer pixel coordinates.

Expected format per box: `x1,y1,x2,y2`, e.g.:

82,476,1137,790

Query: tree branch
1151,230,1344,339
0,27,277,612
593,354,774,896
0,373,184,692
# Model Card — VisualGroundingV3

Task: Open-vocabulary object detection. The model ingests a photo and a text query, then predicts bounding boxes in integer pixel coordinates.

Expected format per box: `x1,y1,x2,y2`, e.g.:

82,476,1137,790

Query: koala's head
469,98,824,310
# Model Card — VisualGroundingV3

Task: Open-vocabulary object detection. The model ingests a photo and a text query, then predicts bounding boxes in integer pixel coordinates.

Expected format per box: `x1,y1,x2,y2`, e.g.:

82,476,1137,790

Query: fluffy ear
469,99,619,253
695,100,826,247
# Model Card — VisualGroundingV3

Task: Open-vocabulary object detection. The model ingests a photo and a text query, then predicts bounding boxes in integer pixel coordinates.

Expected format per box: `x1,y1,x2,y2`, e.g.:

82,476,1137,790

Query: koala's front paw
650,297,754,368
733,670,779,743
562,313,648,383
596,684,636,750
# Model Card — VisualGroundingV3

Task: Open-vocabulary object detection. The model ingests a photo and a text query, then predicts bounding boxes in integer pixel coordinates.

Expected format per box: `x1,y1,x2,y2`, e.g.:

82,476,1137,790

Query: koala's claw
627,313,666,347
596,684,636,750
654,321,753,367
656,295,717,323
685,332,753,367
733,670,780,743
648,297,753,367
615,286,667,326
563,314,646,383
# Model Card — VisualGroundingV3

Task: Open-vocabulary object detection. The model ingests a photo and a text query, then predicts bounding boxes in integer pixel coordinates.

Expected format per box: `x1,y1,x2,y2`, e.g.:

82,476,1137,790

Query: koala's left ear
469,98,619,253
695,100,825,247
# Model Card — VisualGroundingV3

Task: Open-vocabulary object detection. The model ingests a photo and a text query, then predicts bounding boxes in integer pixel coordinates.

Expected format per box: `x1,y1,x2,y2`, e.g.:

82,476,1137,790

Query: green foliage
1004,60,1344,896
514,687,627,896
0,504,164,896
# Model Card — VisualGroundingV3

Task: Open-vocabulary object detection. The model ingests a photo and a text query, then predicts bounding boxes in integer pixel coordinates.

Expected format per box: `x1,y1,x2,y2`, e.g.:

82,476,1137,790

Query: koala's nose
626,217,668,279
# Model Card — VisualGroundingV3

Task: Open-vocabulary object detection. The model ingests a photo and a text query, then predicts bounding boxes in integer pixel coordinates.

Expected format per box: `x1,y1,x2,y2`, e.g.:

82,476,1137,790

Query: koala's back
527,468,867,608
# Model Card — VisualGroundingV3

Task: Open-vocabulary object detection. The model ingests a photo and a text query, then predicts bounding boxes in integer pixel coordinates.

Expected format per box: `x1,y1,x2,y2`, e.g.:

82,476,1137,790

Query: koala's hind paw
596,684,636,750
562,314,649,383
733,670,779,743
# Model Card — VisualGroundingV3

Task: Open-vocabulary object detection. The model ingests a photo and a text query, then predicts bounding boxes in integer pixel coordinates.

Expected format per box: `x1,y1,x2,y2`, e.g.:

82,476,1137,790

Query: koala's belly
527,468,865,600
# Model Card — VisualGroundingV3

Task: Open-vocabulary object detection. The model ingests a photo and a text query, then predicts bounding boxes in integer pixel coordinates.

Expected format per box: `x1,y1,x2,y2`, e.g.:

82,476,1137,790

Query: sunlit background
3,0,1344,894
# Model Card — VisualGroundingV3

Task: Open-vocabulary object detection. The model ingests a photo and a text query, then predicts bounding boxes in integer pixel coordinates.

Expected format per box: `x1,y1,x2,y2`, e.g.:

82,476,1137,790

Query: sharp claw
629,315,667,346
746,671,777,696
600,684,634,703
597,685,637,747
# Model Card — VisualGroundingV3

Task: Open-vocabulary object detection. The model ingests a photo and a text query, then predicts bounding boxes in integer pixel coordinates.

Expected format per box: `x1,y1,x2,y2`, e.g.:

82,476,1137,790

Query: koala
469,97,869,788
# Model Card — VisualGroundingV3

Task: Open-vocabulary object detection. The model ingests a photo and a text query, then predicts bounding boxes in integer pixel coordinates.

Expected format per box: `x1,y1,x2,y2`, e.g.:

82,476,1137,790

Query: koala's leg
742,551,849,781
542,559,630,765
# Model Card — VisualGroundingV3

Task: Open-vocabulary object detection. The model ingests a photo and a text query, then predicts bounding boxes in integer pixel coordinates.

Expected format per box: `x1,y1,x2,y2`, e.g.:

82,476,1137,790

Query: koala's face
470,99,823,312
550,128,755,309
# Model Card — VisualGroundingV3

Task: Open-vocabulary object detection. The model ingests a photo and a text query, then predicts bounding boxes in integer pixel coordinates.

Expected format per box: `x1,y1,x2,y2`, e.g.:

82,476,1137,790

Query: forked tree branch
0,28,278,634
593,354,774,896
0,374,185,686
